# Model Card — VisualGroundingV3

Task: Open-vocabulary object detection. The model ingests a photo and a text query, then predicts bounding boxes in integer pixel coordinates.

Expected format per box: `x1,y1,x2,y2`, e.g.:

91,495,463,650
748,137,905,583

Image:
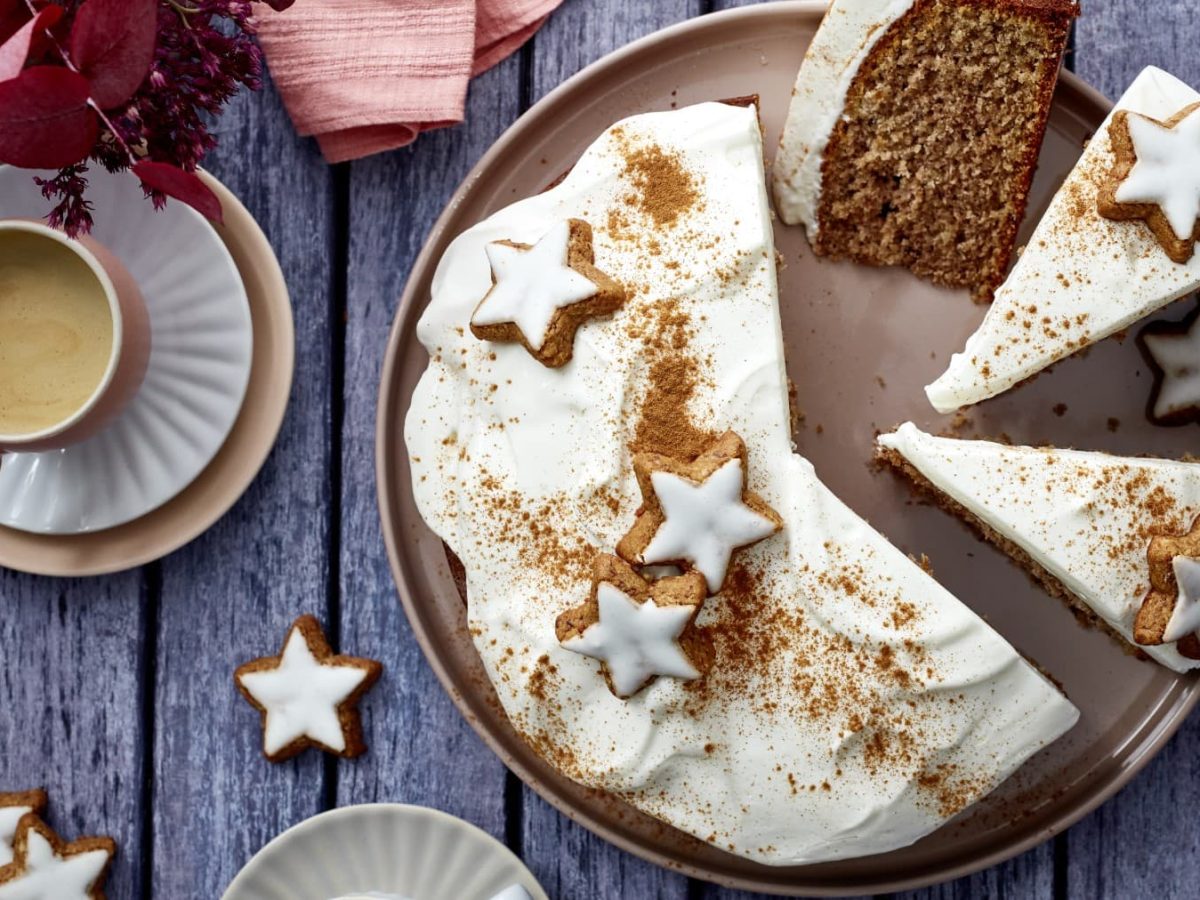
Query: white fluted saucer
0,165,252,534
221,804,547,900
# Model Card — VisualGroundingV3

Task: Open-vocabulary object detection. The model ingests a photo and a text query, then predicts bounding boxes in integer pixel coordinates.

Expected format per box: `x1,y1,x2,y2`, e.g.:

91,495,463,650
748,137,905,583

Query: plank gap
503,771,525,856
519,39,535,113
137,561,162,897
323,160,352,813
1053,830,1070,900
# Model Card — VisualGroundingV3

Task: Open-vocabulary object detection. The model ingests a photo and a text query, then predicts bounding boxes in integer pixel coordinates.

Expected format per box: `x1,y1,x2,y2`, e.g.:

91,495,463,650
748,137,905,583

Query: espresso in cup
0,230,115,436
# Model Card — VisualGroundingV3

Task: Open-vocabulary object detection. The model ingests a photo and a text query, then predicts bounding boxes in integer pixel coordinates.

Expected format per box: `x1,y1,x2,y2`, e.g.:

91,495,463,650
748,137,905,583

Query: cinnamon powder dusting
617,138,702,229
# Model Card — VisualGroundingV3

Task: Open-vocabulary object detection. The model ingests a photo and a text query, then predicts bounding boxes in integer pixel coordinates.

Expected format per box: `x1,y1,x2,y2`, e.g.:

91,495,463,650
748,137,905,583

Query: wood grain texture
1067,8,1200,900
0,571,147,898
148,71,337,899
334,54,525,838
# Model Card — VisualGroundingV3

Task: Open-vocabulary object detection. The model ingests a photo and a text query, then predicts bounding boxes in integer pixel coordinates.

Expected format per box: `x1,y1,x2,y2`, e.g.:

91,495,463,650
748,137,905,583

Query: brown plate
0,172,294,576
378,3,1200,894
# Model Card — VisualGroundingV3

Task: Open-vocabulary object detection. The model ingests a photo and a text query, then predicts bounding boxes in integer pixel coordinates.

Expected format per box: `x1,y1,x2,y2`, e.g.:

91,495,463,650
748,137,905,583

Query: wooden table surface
2,1,1197,898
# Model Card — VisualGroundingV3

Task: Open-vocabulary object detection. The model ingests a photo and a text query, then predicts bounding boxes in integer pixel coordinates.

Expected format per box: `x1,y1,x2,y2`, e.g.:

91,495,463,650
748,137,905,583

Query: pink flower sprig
0,0,293,236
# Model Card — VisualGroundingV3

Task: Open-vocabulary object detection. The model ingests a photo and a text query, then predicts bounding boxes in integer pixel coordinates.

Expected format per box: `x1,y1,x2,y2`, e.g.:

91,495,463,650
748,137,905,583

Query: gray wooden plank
149,71,337,899
333,55,525,837
1053,5,1200,900
0,571,146,899
519,2,699,897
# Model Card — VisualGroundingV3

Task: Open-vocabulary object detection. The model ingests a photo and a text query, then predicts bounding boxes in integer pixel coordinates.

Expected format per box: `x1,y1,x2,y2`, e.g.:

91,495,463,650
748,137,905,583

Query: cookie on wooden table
235,614,383,762
0,790,46,868
0,813,115,900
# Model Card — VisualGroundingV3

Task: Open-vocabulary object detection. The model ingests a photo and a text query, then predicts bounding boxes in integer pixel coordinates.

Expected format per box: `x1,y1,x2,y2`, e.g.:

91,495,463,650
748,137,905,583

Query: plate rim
0,168,295,576
377,2,1199,895
219,802,549,900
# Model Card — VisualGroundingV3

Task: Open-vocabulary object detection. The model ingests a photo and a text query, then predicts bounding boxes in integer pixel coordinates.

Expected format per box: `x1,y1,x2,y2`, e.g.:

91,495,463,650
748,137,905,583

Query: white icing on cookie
561,582,698,698
471,220,598,350
0,807,32,868
0,828,110,900
1144,318,1200,419
237,629,370,755
1163,556,1200,642
1116,106,1200,241
640,459,778,593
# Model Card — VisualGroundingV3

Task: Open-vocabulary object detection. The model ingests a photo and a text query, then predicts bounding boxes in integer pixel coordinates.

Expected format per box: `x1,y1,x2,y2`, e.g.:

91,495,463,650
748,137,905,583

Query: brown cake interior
815,0,1077,302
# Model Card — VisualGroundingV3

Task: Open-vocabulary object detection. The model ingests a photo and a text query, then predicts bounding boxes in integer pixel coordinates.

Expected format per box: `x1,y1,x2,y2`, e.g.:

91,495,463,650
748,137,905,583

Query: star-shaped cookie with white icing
1139,303,1200,425
1135,515,1200,658
1099,102,1200,264
0,791,46,869
470,218,626,367
235,615,383,762
556,553,707,698
617,430,783,594
0,814,115,900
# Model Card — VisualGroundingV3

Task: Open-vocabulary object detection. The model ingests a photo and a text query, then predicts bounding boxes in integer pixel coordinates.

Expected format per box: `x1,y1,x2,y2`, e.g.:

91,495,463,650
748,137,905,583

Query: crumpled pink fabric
256,0,562,163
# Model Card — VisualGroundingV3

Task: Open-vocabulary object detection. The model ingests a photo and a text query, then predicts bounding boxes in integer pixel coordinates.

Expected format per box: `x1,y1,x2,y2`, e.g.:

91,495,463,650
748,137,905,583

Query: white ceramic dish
221,804,547,900
0,164,252,534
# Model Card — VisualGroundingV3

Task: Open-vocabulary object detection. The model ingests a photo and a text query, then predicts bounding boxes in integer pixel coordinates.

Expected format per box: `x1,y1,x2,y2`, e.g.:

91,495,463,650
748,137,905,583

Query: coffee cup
0,219,150,452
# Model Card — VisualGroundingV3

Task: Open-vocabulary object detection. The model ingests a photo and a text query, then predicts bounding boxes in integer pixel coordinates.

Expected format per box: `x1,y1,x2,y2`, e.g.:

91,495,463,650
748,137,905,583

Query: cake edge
874,443,1149,661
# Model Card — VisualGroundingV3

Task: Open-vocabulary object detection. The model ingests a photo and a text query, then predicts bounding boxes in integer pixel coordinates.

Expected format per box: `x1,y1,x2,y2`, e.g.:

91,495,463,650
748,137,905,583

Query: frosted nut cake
927,67,1200,413
773,0,1076,301
879,423,1200,672
405,100,1078,864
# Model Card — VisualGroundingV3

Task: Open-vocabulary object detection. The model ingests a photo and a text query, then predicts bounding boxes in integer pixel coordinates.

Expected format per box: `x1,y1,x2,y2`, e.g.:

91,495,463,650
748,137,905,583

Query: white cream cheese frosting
926,67,1200,413
405,101,1078,864
773,0,916,230
879,422,1200,672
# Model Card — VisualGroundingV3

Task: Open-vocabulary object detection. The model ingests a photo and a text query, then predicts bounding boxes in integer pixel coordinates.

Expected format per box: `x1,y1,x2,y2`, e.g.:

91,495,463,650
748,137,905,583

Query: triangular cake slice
407,101,1077,864
927,67,1200,413
879,422,1200,671
773,0,1076,301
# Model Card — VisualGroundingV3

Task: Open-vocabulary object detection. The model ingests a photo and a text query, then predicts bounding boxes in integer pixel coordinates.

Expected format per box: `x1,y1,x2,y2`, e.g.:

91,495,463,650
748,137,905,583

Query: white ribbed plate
0,165,252,534
221,804,547,900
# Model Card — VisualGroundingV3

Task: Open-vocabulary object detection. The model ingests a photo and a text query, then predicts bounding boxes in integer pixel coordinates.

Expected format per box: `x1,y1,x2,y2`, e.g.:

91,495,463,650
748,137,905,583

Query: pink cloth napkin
256,0,563,163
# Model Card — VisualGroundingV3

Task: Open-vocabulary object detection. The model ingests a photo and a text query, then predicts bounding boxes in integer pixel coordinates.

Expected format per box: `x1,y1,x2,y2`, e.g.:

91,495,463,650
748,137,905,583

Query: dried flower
0,0,292,236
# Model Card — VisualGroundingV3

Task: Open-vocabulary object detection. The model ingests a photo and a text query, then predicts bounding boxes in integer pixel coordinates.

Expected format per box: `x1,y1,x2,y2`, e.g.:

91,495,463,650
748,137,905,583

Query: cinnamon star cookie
0,814,115,900
1099,102,1200,264
235,614,383,762
1135,516,1200,658
617,430,782,594
0,791,47,868
556,554,706,698
470,218,625,368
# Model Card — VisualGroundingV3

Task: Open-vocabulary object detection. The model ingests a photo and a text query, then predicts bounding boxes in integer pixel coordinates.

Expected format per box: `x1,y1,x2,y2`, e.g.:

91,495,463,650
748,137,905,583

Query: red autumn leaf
262,0,296,10
69,0,156,109
133,161,224,224
0,5,64,81
0,66,97,168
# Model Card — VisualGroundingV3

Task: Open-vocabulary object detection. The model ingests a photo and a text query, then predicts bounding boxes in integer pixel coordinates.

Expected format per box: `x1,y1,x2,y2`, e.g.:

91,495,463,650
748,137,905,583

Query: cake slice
407,101,1077,865
927,67,1200,413
878,422,1200,671
773,0,1077,301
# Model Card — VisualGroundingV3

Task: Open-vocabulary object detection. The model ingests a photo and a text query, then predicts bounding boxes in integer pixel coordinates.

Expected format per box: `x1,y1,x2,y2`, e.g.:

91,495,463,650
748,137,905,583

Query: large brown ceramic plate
378,3,1200,894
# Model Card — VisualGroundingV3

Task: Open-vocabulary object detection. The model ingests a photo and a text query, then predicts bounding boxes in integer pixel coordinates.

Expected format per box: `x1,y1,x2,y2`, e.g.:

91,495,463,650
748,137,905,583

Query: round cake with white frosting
405,100,1078,865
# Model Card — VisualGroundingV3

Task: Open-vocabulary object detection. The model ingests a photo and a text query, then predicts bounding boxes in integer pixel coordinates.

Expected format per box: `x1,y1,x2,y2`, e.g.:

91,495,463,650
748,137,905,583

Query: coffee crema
0,232,114,436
